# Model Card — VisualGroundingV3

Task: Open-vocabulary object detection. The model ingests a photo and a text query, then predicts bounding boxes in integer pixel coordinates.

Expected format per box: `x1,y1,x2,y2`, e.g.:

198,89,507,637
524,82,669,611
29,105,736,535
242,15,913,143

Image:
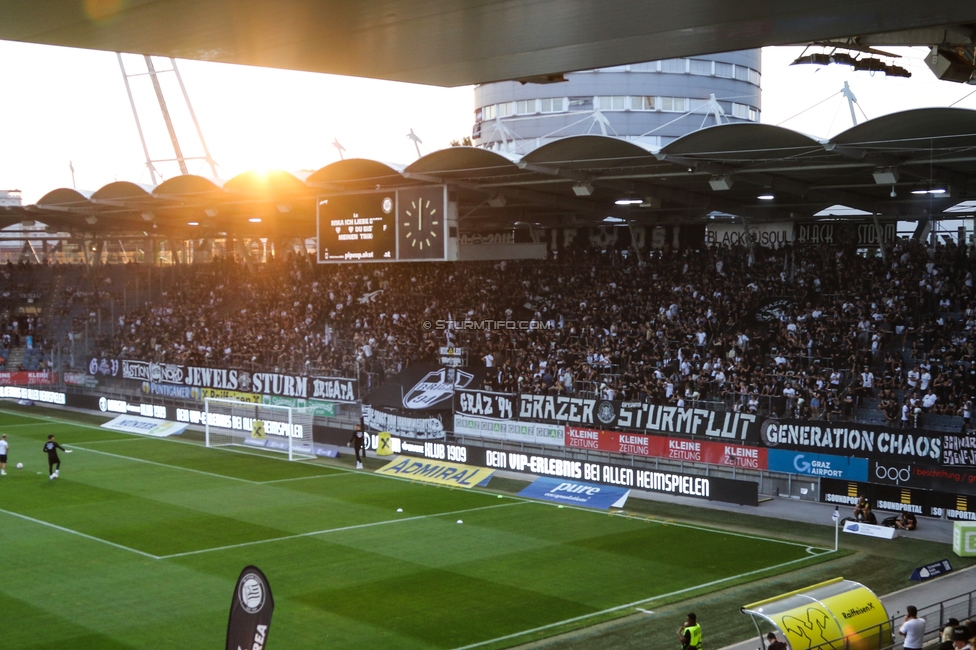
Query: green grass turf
0,406,834,649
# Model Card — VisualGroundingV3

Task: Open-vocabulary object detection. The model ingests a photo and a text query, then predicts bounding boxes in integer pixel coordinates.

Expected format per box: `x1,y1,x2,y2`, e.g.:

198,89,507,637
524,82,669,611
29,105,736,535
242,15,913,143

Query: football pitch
0,407,833,649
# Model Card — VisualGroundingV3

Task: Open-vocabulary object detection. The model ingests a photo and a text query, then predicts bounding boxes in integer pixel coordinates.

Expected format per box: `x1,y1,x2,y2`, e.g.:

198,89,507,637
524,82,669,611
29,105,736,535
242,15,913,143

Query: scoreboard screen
317,193,396,262
317,186,448,263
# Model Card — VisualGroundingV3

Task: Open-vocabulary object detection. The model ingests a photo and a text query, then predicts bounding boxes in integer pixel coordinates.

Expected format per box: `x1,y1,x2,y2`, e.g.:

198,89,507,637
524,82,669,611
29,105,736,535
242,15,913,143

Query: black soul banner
226,565,274,650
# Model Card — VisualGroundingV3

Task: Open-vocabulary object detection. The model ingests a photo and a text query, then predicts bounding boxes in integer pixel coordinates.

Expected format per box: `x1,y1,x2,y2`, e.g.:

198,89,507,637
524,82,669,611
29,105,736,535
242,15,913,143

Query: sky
1,41,976,205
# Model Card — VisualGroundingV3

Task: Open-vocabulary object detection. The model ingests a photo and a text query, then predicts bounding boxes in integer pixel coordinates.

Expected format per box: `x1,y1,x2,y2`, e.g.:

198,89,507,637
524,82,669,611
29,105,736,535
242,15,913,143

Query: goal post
203,397,315,460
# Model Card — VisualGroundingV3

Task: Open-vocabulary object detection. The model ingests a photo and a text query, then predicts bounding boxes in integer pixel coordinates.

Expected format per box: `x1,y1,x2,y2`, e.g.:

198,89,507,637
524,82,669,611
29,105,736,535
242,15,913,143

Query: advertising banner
100,414,188,437
954,522,976,557
87,357,358,402
0,385,66,404
842,520,896,539
453,415,564,447
943,432,976,467
0,371,56,385
517,476,630,510
203,388,261,403
519,395,760,441
454,389,516,421
375,456,494,488
767,449,868,481
565,426,767,469
63,371,98,388
225,565,274,650
144,382,197,399
910,559,952,581
760,419,942,462
868,460,976,496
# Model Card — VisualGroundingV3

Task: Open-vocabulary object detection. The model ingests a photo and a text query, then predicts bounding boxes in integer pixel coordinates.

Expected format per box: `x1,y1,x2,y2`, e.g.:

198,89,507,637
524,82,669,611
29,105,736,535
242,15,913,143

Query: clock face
397,187,446,260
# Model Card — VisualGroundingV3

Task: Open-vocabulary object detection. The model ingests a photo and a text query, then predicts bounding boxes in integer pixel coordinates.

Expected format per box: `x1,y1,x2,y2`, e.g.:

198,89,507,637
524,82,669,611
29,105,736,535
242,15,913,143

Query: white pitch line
260,472,354,484
159,501,525,560
0,507,159,560
65,445,258,484
0,422,51,429
70,437,150,445
450,551,836,650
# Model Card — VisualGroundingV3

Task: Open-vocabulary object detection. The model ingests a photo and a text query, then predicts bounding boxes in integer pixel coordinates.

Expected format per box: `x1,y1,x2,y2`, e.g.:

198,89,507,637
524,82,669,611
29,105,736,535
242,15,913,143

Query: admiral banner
375,456,495,488
519,395,760,441
761,419,942,462
454,389,516,421
565,427,767,469
453,415,564,447
86,357,359,403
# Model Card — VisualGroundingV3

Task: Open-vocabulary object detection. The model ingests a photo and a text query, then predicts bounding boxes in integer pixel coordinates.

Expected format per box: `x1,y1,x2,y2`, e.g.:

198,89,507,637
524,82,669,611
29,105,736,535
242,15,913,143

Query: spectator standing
898,605,925,650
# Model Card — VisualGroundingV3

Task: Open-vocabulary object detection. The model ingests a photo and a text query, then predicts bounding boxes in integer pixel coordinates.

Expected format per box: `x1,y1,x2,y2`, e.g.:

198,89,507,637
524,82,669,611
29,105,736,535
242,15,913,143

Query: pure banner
226,565,274,650
517,476,630,510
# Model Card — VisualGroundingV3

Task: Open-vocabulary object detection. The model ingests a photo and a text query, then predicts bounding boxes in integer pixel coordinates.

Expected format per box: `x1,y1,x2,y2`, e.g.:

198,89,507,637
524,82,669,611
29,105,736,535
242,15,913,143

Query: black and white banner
226,565,274,650
454,389,516,420
518,394,760,442
87,357,358,403
761,419,942,462
943,432,976,467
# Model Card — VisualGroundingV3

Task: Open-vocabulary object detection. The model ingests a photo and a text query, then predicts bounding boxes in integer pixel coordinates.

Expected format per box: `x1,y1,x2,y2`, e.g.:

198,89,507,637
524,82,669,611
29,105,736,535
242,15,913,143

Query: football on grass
16,462,23,468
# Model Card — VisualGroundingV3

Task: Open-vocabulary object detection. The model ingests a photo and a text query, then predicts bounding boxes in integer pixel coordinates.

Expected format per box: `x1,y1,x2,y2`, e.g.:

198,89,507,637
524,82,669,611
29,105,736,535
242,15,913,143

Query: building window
631,96,656,111
483,104,496,120
661,59,687,73
516,99,536,115
749,69,761,86
540,97,565,113
689,98,708,113
595,95,627,111
714,62,733,78
734,65,750,81
732,103,759,120
749,107,759,122
568,97,593,111
497,102,514,118
660,97,688,112
474,108,483,122
689,59,712,76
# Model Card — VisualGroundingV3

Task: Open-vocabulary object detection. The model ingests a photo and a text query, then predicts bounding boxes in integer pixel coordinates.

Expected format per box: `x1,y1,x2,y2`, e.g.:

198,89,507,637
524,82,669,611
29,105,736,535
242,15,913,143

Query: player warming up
43,434,66,480
348,422,366,470
0,434,8,476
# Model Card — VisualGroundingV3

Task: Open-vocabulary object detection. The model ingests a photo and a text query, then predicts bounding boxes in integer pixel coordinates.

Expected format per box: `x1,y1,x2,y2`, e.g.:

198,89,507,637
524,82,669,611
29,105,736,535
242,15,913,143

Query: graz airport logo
238,572,266,614
596,401,617,425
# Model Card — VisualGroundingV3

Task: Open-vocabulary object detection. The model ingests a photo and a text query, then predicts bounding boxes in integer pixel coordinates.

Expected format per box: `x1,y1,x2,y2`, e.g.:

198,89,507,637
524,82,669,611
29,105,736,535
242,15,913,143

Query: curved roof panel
153,175,224,198
223,170,311,197
405,147,520,178
662,123,823,161
91,181,155,202
830,107,976,149
36,188,94,207
524,135,656,168
306,159,408,188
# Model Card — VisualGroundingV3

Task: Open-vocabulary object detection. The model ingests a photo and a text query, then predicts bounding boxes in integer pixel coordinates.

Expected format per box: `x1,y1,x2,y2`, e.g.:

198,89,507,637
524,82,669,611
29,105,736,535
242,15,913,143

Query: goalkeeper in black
43,434,66,480
348,423,366,470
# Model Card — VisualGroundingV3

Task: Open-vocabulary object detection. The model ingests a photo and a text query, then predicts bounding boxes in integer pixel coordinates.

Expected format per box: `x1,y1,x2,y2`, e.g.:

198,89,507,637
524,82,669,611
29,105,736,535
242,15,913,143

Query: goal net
204,397,315,460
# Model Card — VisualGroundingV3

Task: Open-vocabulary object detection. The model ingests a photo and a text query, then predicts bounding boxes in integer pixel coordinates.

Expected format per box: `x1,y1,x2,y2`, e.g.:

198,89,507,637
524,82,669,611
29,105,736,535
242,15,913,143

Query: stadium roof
6,107,976,240
0,1,973,86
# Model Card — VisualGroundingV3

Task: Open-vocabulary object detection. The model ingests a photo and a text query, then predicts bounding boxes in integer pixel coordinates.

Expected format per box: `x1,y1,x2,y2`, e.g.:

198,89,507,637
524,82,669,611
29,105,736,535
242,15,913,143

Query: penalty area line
450,550,836,650
64,445,259,484
158,501,526,560
0,507,159,560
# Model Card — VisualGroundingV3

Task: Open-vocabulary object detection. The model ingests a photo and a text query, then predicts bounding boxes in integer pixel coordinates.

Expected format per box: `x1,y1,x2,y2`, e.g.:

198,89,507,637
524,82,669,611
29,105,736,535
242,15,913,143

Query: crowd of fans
3,236,975,424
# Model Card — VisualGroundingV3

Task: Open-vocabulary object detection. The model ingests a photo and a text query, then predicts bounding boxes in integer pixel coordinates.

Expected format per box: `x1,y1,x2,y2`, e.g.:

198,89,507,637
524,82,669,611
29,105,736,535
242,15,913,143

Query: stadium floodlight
248,217,262,223
757,193,775,200
204,397,314,461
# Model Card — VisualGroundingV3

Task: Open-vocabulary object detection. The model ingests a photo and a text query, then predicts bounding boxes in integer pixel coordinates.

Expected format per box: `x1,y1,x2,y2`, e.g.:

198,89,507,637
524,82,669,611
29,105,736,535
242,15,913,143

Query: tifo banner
0,371,56,385
226,565,274,650
453,415,564,447
203,388,261,403
943,432,976,467
517,476,630,510
63,371,98,388
262,395,337,417
375,456,495,488
101,414,188,437
454,389,516,420
767,449,868,481
795,220,897,247
705,222,793,248
519,395,760,441
761,419,942,462
86,357,358,402
565,427,767,469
